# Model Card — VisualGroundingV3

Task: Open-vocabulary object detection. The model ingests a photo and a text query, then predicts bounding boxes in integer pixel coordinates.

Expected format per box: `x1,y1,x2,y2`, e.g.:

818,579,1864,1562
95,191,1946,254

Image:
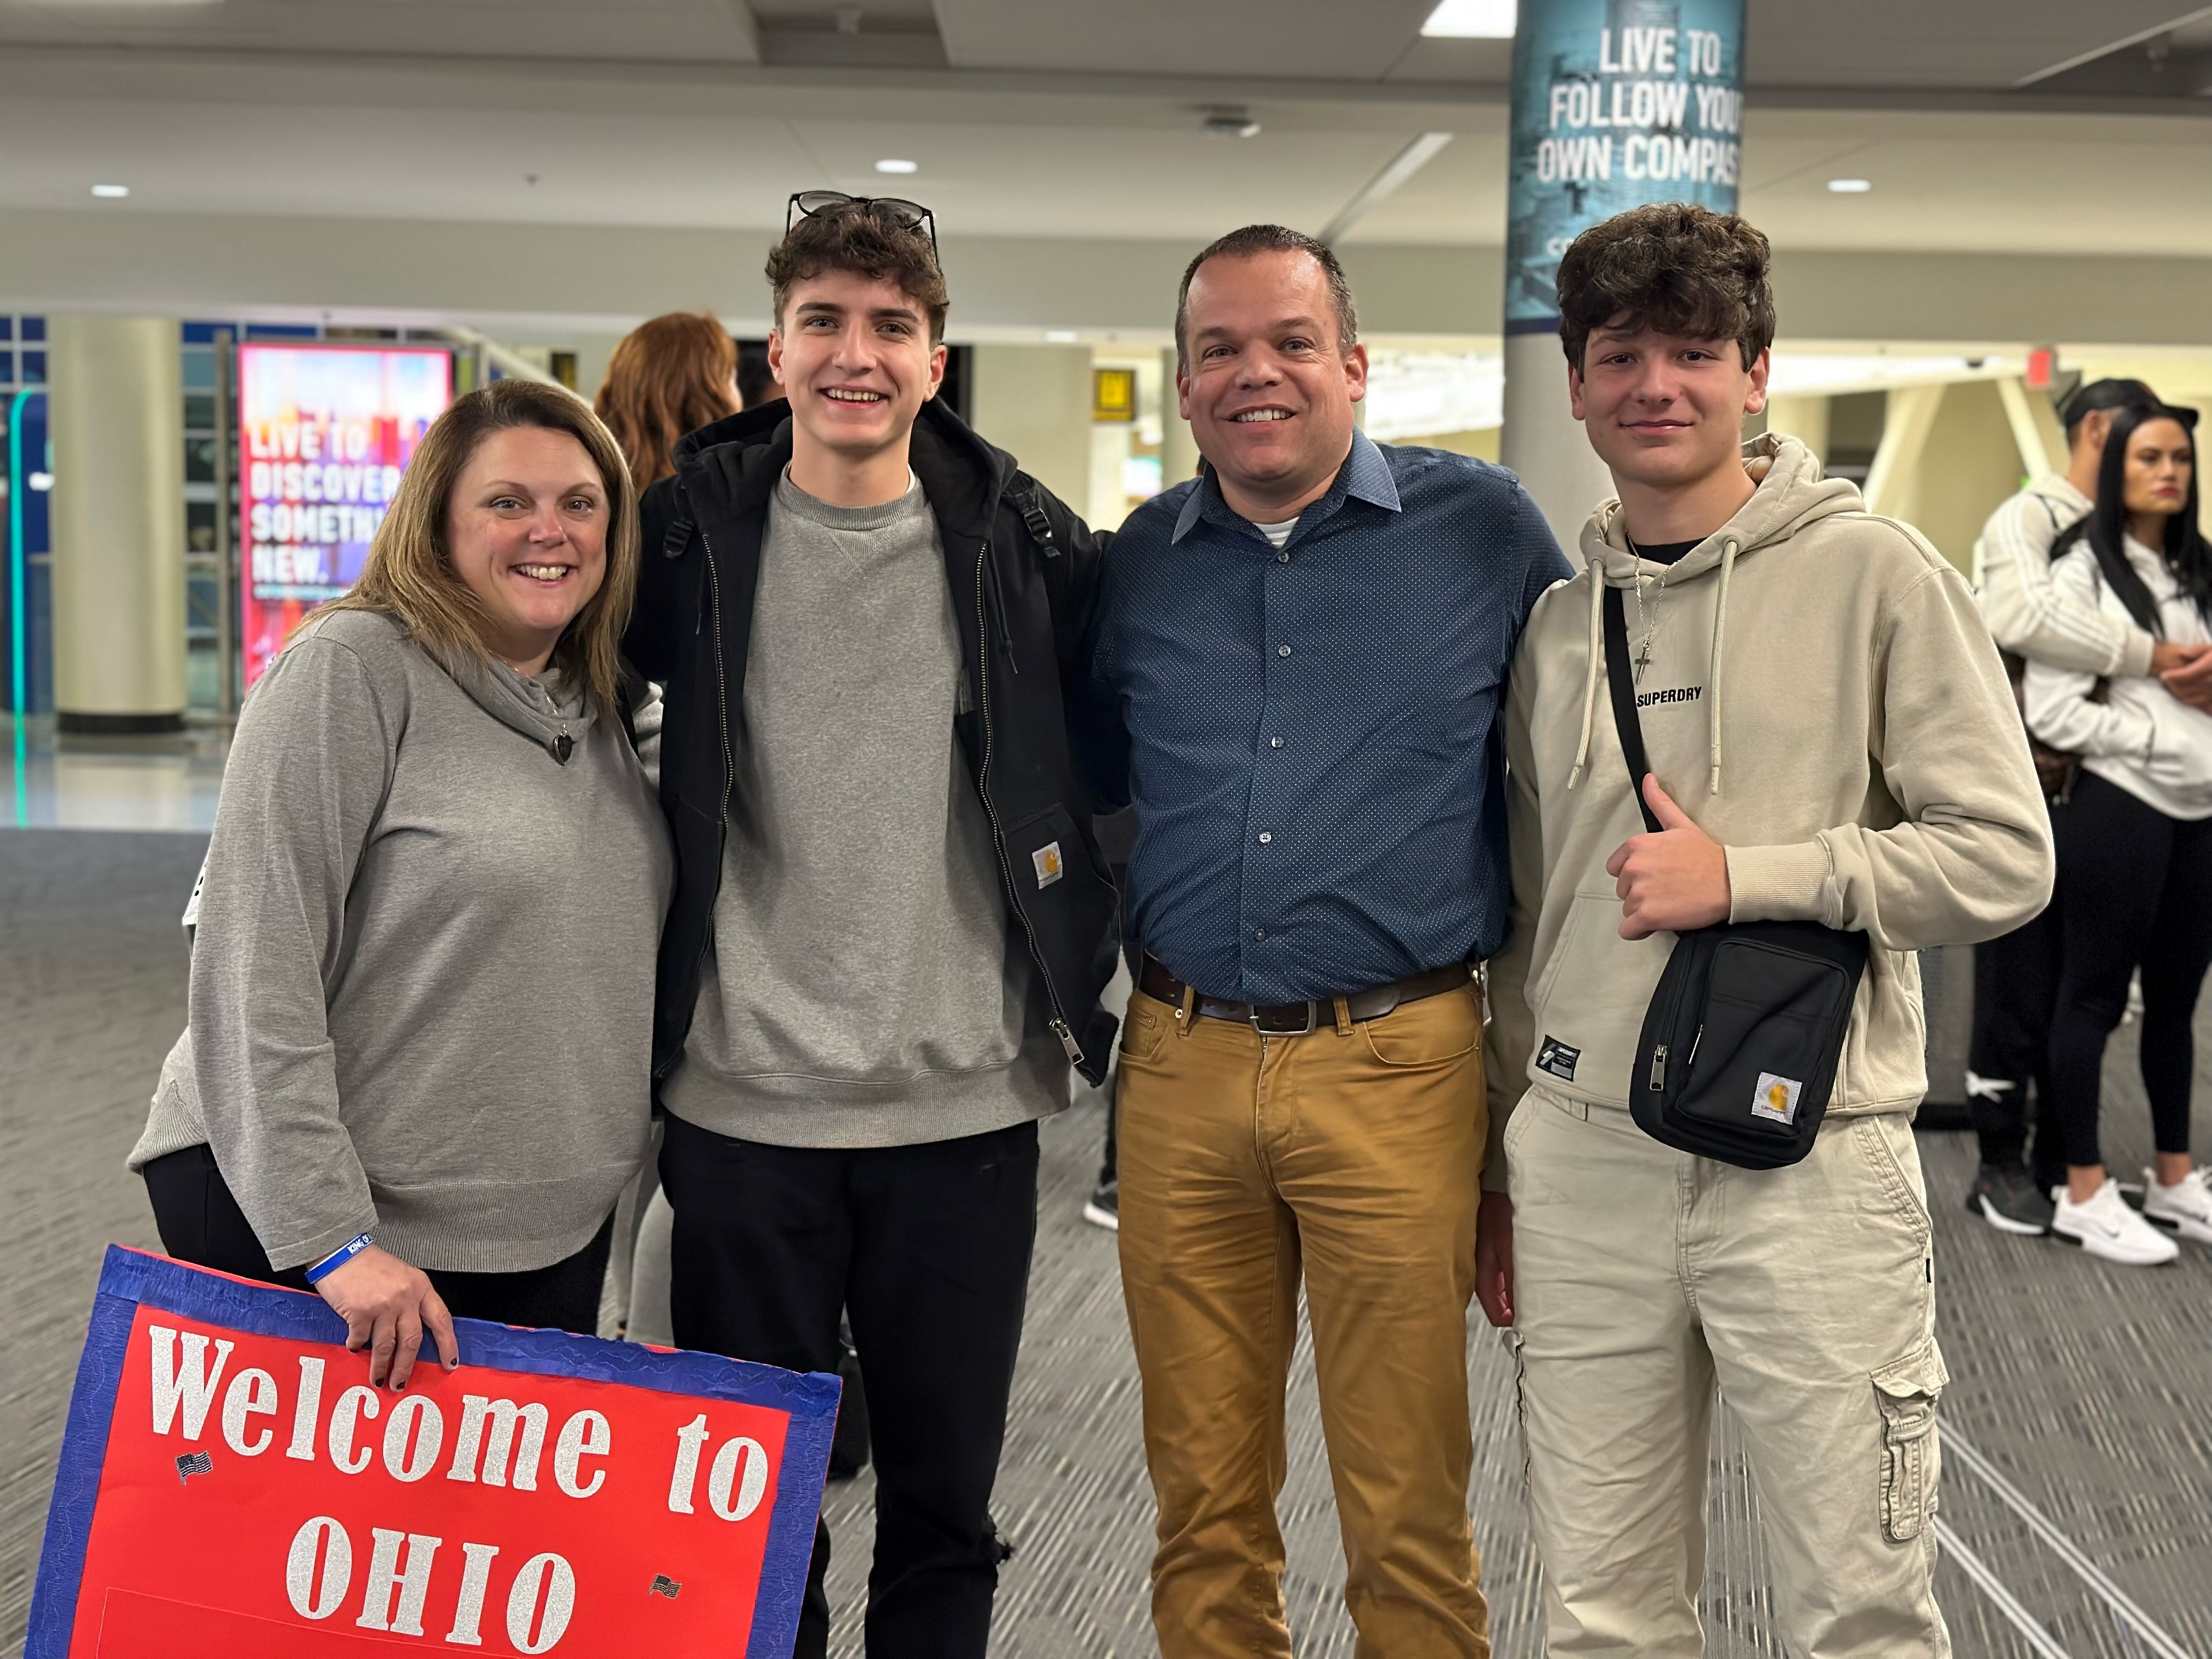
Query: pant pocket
1871,1336,1949,1543
1503,1327,1531,1483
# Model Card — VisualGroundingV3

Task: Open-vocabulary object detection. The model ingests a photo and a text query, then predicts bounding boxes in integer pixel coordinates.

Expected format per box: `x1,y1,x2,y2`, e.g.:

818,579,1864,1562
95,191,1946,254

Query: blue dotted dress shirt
1078,432,1572,1003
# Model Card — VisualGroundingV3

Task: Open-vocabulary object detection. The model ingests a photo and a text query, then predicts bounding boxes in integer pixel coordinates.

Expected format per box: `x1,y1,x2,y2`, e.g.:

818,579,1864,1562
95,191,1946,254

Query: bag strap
1601,584,1664,834
1006,471,1060,559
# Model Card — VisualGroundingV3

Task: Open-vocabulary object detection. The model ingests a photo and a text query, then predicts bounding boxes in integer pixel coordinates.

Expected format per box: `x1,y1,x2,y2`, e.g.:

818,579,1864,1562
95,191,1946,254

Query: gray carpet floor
4,827,2208,1657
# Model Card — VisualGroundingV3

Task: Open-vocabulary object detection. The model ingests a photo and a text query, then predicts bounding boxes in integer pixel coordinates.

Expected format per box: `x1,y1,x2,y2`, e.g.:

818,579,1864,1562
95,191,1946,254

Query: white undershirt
1254,518,1297,550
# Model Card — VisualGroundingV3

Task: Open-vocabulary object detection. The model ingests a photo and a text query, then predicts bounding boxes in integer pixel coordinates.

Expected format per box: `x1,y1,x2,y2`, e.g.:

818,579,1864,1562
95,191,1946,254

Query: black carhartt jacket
627,397,1122,1089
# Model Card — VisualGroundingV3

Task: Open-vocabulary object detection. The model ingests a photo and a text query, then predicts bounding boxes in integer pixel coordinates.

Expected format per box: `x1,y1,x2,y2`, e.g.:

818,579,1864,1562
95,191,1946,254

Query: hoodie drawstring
1707,537,1739,795
1566,553,1605,791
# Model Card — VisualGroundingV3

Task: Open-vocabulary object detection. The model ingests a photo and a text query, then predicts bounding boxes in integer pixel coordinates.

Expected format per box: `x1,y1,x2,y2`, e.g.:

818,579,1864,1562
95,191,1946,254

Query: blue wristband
304,1233,374,1284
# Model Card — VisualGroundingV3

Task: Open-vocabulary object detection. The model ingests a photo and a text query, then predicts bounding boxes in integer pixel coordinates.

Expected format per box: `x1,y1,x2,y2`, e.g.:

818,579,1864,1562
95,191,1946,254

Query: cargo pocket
1871,1337,1949,1542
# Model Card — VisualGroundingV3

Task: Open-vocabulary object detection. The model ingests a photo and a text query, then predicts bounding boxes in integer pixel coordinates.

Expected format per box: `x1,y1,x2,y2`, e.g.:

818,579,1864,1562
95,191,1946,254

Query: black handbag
1602,585,1869,1169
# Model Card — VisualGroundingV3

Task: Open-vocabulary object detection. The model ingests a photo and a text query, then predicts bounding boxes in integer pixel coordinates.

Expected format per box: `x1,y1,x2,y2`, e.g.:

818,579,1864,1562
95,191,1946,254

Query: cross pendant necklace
1626,534,1666,685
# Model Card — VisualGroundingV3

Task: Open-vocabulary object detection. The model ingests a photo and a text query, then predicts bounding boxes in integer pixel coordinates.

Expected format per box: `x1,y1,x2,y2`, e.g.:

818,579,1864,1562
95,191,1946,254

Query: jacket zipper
973,539,1084,1066
656,517,737,1082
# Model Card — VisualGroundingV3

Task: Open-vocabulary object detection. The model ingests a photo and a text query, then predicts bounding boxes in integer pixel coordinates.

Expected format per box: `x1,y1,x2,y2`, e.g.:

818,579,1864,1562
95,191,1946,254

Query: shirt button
1253,928,1267,940
1277,644,1291,657
1258,832,1273,845
1276,551,1290,563
1269,736,1284,749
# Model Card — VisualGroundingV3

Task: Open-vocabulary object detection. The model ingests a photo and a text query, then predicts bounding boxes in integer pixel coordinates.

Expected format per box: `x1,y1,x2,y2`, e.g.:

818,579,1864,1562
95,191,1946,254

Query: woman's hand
315,1245,460,1390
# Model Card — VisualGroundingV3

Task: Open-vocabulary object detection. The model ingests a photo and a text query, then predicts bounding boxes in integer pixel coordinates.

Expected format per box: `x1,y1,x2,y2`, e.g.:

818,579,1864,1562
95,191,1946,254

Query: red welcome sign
30,1248,837,1658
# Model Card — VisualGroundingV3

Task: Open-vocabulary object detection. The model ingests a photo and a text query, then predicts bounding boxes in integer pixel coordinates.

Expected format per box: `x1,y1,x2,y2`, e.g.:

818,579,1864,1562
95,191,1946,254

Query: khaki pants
1506,1087,1951,1658
1115,982,1492,1658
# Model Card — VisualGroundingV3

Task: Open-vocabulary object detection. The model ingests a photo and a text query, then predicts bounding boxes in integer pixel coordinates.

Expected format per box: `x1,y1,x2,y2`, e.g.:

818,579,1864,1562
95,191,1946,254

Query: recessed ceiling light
1421,0,1515,38
1826,178,1873,193
874,158,918,175
1045,330,1079,343
90,184,131,199
1200,108,1261,139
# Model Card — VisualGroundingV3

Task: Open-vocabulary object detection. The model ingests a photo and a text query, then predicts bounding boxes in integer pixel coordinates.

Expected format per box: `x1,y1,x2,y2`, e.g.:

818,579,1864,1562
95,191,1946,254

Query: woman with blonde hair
131,379,672,1385
594,311,742,488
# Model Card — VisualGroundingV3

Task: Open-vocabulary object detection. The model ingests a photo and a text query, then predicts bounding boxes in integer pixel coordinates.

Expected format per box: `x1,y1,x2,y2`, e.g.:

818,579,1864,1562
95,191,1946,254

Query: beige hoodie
1482,435,2053,1189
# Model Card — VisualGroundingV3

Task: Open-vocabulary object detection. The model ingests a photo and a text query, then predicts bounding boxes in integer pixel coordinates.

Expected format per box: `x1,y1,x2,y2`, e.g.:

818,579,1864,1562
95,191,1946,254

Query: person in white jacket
1478,204,2052,1659
1960,379,2209,1238
2023,402,2212,1265
1964,376,2203,1238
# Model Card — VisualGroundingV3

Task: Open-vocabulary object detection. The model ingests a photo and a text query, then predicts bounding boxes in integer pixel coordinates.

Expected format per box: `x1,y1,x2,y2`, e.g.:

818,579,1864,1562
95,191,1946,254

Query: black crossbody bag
1602,585,1869,1169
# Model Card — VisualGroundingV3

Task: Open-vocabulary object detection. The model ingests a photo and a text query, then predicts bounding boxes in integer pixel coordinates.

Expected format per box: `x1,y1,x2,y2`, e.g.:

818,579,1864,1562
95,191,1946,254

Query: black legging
142,1143,614,1334
2047,770,2212,1169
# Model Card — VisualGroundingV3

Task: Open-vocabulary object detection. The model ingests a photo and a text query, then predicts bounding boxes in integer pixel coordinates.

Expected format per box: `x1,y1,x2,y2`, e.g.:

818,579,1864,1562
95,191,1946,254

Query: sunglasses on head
786,190,938,255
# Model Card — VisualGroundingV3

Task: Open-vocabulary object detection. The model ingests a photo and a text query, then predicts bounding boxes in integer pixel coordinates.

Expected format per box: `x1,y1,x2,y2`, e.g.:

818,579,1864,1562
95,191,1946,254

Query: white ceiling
3,0,2207,86
0,0,2209,287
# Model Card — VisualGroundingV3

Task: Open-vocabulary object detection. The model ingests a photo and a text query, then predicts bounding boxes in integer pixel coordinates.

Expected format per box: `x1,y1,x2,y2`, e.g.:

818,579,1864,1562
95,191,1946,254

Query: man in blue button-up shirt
1077,225,1570,1659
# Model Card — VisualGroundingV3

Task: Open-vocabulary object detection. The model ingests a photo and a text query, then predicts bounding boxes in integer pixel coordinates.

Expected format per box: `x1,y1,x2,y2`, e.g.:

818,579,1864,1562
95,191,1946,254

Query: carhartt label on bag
1752,1072,1803,1124
1032,842,1063,889
1536,1036,1580,1081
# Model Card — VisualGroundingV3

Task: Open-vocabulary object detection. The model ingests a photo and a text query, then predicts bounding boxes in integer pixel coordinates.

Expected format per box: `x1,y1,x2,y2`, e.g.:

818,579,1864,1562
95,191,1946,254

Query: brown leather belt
1138,953,1473,1036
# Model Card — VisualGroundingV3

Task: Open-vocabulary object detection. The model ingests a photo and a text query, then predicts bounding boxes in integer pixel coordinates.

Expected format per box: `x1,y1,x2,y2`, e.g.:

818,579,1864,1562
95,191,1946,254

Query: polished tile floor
0,715,229,833
3,819,2208,1657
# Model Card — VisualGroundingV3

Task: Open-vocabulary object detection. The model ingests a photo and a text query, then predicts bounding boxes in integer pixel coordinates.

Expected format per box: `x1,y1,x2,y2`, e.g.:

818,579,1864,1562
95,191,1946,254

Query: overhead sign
29,1247,838,1658
1503,0,1747,332
237,343,452,686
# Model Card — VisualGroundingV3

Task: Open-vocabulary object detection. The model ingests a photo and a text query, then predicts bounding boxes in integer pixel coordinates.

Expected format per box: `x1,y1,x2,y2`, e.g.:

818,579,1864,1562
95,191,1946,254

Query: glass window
22,317,45,341
0,351,13,383
0,317,12,342
184,393,216,430
23,351,44,382
182,348,215,391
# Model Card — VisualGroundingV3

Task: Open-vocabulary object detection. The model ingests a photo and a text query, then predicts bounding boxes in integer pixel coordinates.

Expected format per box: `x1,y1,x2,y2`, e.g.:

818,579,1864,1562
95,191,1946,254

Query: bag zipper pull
1649,1043,1668,1091
1049,1017,1084,1065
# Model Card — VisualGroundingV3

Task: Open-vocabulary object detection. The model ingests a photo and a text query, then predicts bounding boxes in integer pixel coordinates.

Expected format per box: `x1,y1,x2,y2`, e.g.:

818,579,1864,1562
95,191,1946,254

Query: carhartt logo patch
1032,842,1064,889
1536,1036,1580,1081
1751,1072,1803,1125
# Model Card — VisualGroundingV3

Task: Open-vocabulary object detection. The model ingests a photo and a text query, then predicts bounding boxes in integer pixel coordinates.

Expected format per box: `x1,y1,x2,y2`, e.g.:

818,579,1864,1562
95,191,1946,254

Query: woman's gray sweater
129,608,673,1274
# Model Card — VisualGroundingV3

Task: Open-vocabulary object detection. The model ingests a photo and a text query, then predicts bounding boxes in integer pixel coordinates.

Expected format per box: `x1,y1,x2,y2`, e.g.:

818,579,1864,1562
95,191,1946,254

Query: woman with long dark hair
2025,402,2212,1265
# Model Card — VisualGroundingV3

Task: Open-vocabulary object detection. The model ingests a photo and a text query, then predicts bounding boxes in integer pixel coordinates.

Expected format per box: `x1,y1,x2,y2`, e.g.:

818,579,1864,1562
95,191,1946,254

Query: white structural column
1500,332,1614,550
48,315,187,731
1499,0,1747,543
967,343,1093,514
1160,347,1202,491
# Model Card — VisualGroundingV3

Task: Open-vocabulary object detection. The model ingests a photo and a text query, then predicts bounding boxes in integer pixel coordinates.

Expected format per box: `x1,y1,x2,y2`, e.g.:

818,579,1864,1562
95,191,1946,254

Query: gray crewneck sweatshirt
132,608,673,1273
662,469,1066,1147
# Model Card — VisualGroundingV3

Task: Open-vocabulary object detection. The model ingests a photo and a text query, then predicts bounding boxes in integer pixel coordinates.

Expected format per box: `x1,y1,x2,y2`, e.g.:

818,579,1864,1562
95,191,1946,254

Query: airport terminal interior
4,0,2212,1655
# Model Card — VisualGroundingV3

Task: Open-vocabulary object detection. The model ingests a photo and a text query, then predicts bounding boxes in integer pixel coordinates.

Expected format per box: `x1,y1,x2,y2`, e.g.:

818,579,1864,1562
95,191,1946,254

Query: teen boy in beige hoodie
1476,205,2053,1658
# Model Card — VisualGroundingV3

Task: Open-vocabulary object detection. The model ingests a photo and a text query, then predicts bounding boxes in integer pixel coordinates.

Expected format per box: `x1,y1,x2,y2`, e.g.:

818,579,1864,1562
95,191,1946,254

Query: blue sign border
27,1245,840,1659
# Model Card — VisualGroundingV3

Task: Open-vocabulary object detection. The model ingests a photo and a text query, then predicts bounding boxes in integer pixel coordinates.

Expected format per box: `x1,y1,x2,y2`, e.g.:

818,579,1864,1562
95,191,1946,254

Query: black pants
1967,908,2067,1189
2048,771,2212,1169
660,1114,1037,1659
141,1143,614,1333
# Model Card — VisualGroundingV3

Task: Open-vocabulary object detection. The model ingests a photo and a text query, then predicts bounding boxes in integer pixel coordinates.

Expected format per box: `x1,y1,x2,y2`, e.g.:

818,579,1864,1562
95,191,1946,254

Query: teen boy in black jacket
625,194,1116,1658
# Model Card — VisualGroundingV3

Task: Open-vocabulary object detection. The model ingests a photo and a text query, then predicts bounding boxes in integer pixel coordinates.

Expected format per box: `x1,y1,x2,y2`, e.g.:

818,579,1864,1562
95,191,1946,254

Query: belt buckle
1251,1000,1319,1036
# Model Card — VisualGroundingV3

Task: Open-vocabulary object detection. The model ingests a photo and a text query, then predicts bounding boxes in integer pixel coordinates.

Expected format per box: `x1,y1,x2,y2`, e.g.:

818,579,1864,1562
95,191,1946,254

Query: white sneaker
2052,1180,2180,1266
2142,1167,2212,1245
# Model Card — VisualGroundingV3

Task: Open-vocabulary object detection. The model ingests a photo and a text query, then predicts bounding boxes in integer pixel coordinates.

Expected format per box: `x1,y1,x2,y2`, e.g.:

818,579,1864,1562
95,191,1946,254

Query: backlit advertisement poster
238,344,452,686
1504,0,1745,332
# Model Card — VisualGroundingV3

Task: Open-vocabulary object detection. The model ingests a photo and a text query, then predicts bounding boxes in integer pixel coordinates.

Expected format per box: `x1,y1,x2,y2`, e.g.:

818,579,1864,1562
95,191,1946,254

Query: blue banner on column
1504,0,1745,332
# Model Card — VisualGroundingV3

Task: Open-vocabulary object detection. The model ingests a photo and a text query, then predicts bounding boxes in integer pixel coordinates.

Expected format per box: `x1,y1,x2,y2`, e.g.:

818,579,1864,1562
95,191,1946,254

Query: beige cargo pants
1505,1086,1950,1659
